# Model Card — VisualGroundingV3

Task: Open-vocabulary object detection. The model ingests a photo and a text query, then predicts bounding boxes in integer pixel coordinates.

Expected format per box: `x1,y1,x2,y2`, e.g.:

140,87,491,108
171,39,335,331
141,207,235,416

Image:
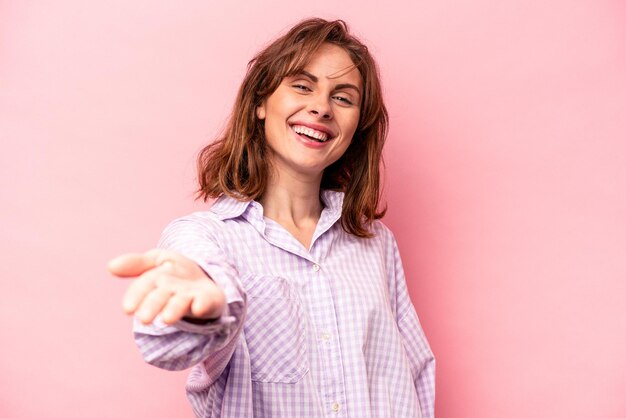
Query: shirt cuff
173,304,237,335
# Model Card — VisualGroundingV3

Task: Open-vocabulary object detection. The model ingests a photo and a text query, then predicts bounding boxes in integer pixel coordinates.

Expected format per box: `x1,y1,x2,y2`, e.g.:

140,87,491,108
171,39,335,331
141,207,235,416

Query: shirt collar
319,189,344,215
209,189,345,221
208,192,252,221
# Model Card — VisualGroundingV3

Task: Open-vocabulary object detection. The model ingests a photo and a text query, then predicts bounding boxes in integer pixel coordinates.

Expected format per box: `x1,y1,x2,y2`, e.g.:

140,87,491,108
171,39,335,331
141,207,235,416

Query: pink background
1,1,625,417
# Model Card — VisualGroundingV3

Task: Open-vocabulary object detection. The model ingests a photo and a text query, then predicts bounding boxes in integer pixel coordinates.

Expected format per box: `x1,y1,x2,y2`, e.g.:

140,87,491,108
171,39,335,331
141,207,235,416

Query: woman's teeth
291,125,330,142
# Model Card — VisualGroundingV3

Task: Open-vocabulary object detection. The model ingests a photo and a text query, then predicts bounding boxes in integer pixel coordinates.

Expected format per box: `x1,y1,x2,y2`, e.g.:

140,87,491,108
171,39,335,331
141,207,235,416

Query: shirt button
312,263,320,272
331,402,340,412
320,332,331,341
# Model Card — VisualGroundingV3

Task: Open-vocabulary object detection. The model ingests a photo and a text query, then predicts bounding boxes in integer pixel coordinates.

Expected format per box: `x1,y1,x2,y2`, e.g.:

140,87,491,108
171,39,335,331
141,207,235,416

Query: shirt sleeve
386,228,436,418
132,216,246,386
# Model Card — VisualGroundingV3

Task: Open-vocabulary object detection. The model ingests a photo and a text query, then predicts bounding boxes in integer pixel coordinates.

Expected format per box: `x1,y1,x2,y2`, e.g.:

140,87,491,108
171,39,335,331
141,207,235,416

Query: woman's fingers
161,293,194,325
111,248,225,324
135,287,174,324
190,281,226,319
108,253,157,277
108,249,179,278
122,274,154,314
122,262,171,314
122,261,178,314
158,278,226,323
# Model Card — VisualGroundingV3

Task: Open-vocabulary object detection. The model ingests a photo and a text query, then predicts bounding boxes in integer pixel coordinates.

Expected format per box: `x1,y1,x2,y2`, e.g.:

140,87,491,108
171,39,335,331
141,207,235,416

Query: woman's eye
293,84,311,92
333,96,354,106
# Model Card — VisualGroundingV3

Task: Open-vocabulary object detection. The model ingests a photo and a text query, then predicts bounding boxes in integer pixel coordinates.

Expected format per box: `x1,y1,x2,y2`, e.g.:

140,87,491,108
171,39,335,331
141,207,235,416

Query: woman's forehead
288,44,362,85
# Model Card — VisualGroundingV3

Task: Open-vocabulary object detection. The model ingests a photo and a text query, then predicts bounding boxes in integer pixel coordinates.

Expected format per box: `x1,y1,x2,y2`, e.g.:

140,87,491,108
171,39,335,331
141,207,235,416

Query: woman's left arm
385,227,436,418
396,301,436,418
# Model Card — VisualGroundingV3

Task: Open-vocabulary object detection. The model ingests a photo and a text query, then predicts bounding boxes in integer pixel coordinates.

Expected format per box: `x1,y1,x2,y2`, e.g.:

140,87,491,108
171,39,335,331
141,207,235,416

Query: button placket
307,257,345,417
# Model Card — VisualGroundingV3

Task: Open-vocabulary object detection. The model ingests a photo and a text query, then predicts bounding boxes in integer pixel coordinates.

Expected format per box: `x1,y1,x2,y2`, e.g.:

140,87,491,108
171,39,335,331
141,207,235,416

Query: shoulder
164,210,224,230
366,220,405,269
161,193,251,238
368,219,397,246
158,210,227,247
346,220,400,260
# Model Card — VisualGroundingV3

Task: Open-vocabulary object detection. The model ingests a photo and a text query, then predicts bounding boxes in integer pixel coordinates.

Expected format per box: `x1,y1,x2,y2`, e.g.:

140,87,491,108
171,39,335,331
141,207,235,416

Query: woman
109,18,435,417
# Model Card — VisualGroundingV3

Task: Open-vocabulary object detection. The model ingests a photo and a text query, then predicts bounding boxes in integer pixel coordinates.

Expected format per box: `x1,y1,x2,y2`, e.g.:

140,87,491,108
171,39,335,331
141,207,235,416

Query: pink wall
1,1,625,417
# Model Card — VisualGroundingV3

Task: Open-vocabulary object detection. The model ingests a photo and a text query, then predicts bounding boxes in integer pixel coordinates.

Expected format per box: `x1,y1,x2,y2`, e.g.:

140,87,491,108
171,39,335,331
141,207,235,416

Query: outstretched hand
108,249,226,325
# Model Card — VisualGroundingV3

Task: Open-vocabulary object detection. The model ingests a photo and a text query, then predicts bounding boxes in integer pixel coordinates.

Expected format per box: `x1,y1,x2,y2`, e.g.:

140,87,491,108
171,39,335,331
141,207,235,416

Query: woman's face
256,43,362,181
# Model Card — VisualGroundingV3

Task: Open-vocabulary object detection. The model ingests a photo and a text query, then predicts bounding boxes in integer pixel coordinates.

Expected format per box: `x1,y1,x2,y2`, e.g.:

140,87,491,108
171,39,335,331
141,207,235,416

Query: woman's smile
289,123,335,143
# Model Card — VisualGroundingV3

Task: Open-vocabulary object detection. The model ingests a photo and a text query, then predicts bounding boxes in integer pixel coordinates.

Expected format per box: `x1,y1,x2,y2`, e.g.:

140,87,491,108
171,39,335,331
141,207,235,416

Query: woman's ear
256,103,266,120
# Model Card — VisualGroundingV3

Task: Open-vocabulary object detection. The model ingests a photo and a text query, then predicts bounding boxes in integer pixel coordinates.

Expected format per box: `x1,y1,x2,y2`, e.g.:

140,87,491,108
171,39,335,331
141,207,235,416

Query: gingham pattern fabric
133,190,435,417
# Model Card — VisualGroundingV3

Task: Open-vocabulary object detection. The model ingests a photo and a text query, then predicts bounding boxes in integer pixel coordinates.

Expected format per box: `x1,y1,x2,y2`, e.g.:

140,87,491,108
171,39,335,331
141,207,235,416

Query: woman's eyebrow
298,71,318,82
296,71,361,96
334,83,361,96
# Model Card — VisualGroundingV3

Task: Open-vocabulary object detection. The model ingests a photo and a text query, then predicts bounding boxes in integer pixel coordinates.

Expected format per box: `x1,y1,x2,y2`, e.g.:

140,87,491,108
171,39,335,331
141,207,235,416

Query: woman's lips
289,121,336,140
290,125,333,148
290,124,330,142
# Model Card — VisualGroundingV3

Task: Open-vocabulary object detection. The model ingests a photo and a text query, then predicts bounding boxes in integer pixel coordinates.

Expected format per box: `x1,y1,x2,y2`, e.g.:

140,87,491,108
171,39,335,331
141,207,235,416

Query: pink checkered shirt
134,190,435,417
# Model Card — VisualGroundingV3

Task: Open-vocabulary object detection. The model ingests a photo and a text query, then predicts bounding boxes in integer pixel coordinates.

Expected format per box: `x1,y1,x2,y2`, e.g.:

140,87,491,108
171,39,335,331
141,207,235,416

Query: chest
219,221,393,322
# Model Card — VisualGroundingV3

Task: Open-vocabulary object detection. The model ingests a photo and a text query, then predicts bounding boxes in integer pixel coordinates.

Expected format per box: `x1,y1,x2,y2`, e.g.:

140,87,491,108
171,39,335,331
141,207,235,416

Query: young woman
109,18,435,417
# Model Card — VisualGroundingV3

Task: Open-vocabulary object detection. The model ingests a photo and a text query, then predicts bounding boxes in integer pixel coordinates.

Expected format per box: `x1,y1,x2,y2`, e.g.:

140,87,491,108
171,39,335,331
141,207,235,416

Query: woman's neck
259,183,323,225
258,169,324,228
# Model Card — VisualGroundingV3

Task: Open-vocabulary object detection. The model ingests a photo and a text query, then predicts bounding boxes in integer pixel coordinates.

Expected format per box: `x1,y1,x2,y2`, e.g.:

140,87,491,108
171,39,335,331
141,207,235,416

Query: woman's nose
308,95,333,120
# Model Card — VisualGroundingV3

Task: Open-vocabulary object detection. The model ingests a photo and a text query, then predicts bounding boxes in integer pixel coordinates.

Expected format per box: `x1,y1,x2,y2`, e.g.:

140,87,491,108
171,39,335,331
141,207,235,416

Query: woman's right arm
109,218,246,376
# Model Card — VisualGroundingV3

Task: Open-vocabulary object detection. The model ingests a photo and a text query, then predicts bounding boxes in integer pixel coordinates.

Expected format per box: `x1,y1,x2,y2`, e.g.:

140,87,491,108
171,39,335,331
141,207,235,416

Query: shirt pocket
243,274,309,384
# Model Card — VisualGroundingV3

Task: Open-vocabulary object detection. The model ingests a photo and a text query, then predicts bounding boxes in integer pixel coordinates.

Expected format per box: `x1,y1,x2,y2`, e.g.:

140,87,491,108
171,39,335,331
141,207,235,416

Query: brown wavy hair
197,18,388,238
